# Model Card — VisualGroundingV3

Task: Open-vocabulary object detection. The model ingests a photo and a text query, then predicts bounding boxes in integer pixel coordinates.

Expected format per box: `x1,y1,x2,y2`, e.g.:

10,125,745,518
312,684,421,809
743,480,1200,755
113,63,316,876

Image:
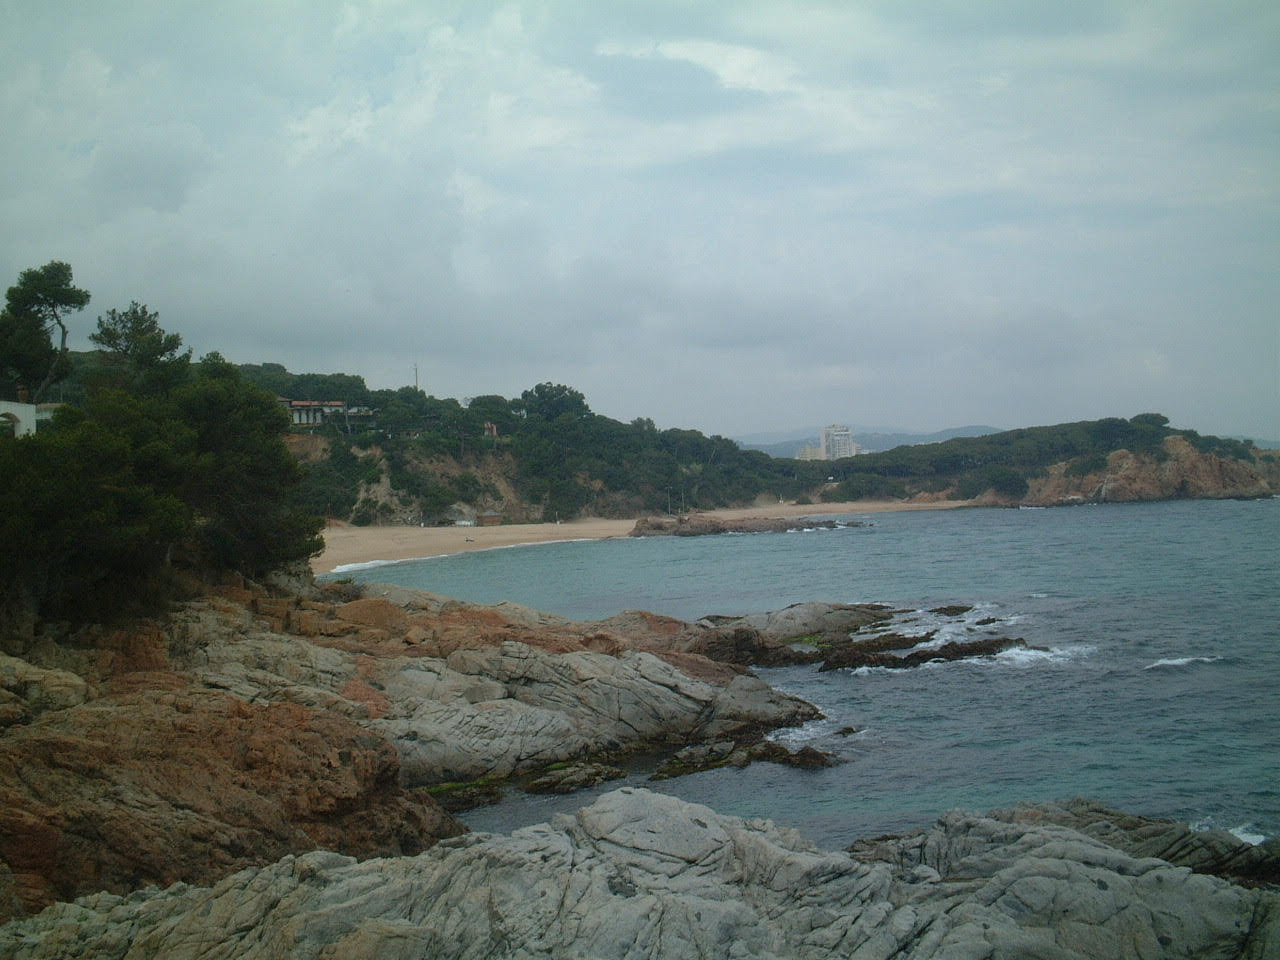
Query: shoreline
312,499,968,573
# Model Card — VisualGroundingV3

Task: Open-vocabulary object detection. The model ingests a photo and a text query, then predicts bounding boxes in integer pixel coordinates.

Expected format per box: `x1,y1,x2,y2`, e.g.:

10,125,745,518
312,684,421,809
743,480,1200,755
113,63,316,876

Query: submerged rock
2,788,1273,960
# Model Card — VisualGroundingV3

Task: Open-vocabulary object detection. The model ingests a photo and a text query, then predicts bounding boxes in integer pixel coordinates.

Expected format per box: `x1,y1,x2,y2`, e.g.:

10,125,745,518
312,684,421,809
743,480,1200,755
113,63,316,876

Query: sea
332,498,1279,849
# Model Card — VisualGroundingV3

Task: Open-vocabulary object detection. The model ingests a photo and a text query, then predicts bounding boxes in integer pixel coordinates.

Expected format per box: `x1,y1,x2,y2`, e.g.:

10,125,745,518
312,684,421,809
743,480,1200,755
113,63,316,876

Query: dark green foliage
1065,453,1109,477
0,308,61,401
89,302,192,397
954,466,1029,500
1,337,323,626
169,370,323,574
2,261,91,402
824,474,907,501
296,442,380,519
0,400,192,620
1178,430,1256,461
238,362,372,407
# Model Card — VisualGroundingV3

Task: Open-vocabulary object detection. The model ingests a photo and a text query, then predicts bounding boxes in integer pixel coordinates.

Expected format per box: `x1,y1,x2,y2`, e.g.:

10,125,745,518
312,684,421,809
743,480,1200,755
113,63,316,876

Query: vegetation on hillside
229,359,1264,525
0,264,321,628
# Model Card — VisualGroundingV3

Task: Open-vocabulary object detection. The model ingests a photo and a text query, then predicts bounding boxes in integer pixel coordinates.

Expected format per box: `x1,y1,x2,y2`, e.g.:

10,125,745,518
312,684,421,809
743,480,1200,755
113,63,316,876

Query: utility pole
413,364,418,390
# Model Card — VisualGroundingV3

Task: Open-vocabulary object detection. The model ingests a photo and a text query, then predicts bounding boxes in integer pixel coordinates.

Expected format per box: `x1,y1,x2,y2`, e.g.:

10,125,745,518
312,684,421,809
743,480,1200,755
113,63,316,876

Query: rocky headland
2,580,1276,956
994,435,1277,506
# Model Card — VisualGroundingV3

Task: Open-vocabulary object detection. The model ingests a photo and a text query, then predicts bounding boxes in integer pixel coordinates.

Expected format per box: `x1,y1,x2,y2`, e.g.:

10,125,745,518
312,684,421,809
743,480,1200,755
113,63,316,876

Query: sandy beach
313,499,968,573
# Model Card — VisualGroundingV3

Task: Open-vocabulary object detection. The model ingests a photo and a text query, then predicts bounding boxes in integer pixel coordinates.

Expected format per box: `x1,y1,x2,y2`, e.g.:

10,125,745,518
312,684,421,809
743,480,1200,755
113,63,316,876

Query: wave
842,644,1091,675
995,644,1094,666
1143,656,1224,670
1191,818,1269,845
326,537,601,574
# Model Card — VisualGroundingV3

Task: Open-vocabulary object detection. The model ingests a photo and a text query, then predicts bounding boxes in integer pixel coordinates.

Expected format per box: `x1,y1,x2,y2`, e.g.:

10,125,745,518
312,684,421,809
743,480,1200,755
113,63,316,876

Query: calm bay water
337,498,1280,847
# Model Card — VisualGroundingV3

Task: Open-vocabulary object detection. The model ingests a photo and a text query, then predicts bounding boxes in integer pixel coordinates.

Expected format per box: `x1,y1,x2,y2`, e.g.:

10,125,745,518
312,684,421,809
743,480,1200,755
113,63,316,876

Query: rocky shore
2,579,1276,956
0,576,828,921
629,514,863,537
1,789,1275,959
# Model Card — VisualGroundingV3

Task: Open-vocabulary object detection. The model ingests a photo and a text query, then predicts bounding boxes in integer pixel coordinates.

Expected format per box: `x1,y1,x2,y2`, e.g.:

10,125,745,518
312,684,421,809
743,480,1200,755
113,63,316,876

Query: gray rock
700,601,894,644
2,789,1272,960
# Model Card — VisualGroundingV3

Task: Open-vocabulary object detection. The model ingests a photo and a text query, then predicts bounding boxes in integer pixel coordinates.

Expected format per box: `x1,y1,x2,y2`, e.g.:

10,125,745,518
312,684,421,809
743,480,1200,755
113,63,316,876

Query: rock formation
1020,435,1275,506
0,580,819,921
630,514,859,537
1,788,1273,960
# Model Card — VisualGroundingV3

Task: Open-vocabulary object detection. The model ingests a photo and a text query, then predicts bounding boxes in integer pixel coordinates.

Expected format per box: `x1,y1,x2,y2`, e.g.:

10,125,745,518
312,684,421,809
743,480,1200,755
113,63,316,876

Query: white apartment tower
822,424,857,460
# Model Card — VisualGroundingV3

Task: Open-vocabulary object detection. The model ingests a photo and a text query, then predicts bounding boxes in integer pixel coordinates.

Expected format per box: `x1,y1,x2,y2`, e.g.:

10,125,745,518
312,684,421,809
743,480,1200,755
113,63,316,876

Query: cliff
1022,435,1275,506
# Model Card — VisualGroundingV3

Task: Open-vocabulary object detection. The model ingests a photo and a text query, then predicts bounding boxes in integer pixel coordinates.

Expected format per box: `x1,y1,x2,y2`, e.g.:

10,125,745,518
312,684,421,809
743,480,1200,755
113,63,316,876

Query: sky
3,1,1277,440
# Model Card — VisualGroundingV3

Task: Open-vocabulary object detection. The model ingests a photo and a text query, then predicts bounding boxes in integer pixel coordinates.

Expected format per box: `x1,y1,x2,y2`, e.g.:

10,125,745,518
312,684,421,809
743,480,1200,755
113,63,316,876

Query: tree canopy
0,261,90,401
0,265,322,629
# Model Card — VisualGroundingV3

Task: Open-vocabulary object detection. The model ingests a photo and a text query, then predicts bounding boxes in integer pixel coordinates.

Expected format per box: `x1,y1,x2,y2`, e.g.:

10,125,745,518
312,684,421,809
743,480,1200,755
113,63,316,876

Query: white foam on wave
1191,818,1269,845
841,643,1091,675
325,536,600,575
994,644,1092,666
771,714,859,745
328,557,412,573
1143,656,1224,670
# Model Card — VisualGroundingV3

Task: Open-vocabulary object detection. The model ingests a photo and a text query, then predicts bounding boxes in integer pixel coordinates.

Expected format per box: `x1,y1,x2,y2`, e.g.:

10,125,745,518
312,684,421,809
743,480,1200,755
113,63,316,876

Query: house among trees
0,401,59,437
278,398,347,426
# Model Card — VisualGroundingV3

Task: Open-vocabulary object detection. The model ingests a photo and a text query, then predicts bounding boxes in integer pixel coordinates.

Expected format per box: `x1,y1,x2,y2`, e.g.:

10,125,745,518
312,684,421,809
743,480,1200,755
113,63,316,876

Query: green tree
518,382,590,422
90,301,192,396
0,399,193,625
3,261,91,401
172,366,324,575
0,308,56,401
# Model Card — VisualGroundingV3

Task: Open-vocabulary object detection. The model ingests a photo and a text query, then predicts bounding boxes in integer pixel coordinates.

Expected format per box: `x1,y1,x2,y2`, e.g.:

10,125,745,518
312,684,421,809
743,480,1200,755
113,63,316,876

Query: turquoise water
337,499,1280,846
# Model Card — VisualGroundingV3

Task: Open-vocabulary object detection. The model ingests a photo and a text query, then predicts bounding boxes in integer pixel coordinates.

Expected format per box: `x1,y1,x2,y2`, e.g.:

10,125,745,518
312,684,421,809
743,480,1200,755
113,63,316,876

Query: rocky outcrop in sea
1,788,1274,959
630,514,861,537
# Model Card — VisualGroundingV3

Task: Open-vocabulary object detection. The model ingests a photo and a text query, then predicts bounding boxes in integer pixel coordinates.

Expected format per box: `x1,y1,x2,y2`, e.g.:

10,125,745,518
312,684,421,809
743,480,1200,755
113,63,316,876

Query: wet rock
929,604,973,616
524,763,626,795
651,739,837,780
820,635,1026,671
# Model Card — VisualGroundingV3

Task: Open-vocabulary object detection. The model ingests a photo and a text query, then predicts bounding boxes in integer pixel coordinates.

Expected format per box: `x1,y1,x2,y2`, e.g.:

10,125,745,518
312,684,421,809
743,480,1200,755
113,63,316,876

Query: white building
0,401,57,437
821,424,859,460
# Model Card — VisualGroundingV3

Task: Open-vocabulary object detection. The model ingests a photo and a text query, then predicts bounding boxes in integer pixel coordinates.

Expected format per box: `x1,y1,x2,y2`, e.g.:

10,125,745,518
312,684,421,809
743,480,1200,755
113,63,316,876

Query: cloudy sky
3,1,1277,439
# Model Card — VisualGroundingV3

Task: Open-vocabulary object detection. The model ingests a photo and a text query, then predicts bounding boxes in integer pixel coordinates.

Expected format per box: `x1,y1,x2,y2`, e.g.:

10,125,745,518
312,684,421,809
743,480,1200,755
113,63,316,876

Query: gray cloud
1,0,1275,440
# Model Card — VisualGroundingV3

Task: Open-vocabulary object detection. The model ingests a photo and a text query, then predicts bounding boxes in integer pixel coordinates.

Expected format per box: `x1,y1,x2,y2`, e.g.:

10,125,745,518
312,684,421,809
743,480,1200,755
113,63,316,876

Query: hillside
287,389,1277,524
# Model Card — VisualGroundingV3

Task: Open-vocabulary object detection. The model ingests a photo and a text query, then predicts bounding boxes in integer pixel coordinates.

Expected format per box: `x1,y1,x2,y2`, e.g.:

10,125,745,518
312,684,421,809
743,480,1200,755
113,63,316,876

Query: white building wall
0,401,38,437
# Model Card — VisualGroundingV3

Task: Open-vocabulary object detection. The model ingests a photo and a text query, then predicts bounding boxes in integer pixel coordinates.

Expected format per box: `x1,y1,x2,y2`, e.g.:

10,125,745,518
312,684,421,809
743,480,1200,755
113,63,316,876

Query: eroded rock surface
0,581,820,920
1,788,1273,960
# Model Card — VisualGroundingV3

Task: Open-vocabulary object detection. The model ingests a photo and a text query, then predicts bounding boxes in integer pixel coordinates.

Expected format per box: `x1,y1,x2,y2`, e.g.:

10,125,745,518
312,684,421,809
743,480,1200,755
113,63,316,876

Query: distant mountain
736,425,1004,459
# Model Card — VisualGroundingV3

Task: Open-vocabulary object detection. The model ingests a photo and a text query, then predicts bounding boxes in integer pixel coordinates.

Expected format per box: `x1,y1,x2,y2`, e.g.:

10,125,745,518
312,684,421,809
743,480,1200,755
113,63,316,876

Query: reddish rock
335,597,412,633
0,689,464,921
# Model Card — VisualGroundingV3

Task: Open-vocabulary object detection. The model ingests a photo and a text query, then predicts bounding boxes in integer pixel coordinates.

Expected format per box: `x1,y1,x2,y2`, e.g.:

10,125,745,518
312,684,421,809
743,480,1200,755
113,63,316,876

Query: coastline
312,499,968,573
